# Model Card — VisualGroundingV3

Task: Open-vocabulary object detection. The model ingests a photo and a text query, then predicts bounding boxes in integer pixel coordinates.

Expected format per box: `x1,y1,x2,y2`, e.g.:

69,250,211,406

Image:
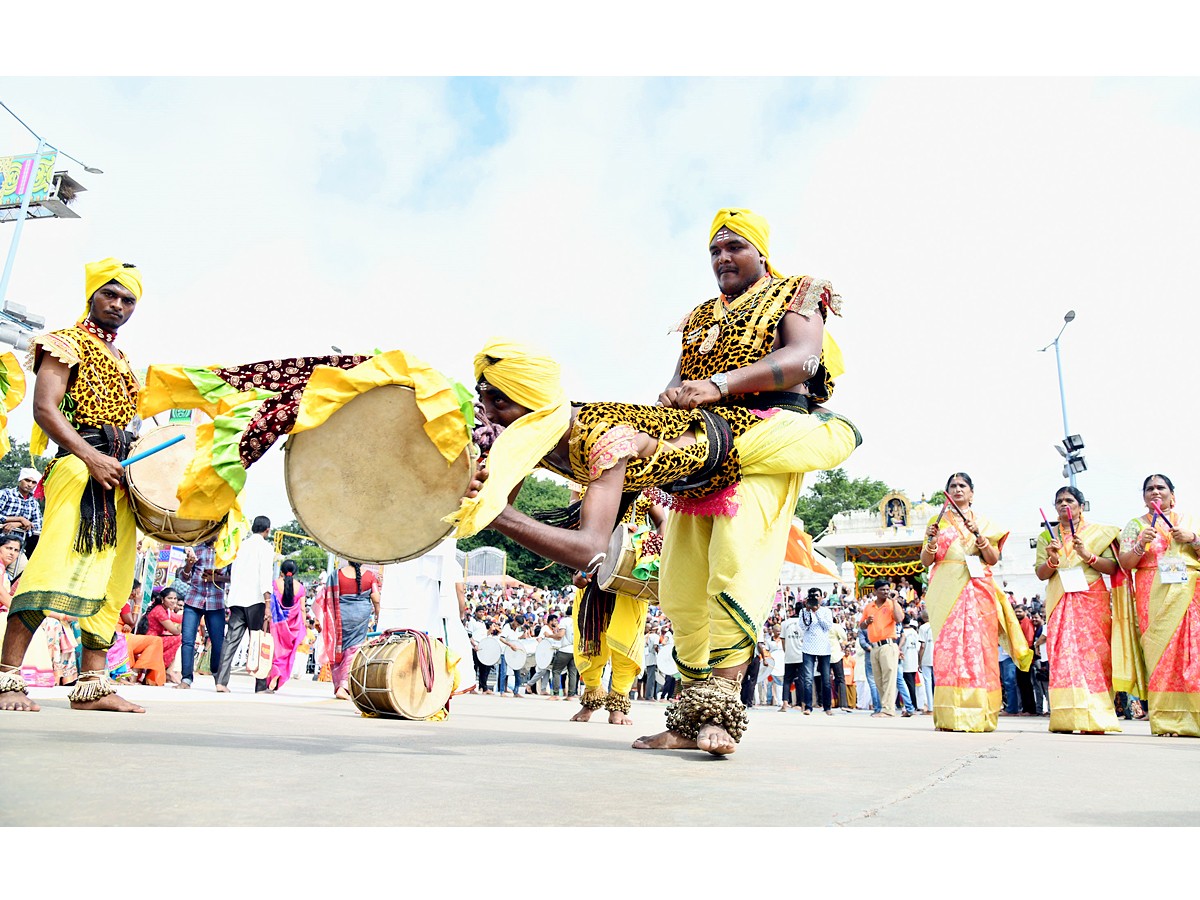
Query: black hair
874,577,891,588
0,534,22,550
280,560,297,606
945,472,974,491
351,561,363,594
1055,485,1085,505
1143,474,1175,493
252,515,271,534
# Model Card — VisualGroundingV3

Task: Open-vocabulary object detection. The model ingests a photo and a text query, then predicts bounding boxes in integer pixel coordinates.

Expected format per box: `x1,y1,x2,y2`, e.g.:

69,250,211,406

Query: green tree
0,440,53,490
457,475,575,588
274,519,314,557
292,544,330,580
795,468,893,536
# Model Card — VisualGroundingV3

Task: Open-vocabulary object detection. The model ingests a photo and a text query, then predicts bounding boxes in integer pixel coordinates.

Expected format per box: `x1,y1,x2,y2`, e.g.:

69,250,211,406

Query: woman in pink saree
919,472,1031,732
266,561,307,692
1034,486,1122,734
1114,474,1200,737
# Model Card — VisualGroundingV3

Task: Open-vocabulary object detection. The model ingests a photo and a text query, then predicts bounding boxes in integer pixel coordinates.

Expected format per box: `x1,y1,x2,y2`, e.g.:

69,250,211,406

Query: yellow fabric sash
924,511,1032,670
1129,511,1200,684
1036,521,1120,620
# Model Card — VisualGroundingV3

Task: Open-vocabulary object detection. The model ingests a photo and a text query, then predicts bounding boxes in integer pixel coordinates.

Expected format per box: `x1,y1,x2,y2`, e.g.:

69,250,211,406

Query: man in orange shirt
860,578,904,718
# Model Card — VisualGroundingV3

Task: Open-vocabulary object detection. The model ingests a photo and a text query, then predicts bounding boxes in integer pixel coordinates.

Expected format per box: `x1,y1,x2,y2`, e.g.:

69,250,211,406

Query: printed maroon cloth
213,355,369,468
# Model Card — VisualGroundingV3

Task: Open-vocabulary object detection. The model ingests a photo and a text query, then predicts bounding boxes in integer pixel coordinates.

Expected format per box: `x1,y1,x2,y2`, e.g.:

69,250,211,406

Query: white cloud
3,76,1199,537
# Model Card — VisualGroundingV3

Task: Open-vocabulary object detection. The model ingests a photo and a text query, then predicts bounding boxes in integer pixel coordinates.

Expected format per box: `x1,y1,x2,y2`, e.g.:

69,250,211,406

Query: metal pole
1052,335,1075,489
0,137,48,307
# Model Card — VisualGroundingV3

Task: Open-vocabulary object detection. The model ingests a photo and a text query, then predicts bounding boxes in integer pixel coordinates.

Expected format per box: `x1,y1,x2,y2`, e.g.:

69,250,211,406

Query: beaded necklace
80,318,117,344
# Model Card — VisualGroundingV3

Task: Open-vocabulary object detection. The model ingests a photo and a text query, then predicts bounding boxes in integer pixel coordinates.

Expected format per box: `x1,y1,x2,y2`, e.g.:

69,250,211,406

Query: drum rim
126,424,226,545
282,384,475,565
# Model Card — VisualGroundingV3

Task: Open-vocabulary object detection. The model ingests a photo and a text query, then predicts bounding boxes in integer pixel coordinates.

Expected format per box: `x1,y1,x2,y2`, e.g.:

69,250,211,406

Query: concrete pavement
2,675,1197,826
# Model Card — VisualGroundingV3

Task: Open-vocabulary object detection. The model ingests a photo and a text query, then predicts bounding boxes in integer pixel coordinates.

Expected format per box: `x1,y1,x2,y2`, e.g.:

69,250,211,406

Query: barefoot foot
632,729,698,751
334,687,352,701
215,684,230,694
608,709,634,725
570,706,596,722
696,722,736,755
70,692,145,713
0,690,40,712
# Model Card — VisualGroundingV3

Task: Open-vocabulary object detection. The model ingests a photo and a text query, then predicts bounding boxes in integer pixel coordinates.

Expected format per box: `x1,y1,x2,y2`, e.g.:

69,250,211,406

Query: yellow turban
445,338,571,538
709,208,783,278
709,208,847,382
81,257,143,322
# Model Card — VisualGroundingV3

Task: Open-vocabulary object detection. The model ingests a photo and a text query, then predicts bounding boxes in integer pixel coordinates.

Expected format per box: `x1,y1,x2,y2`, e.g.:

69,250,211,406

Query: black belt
55,425,134,460
725,391,811,414
870,638,896,647
664,408,733,494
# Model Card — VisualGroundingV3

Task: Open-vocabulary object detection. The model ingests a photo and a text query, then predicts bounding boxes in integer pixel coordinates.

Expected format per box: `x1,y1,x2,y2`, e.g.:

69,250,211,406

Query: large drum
656,645,679,677
503,644,527,670
284,384,475,564
348,630,455,720
125,424,225,545
596,525,658,602
475,636,502,667
534,640,556,671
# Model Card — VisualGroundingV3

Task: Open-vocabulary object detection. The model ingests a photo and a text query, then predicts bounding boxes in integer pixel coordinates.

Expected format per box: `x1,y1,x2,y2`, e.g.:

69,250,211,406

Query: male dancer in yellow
0,258,146,713
451,213,859,754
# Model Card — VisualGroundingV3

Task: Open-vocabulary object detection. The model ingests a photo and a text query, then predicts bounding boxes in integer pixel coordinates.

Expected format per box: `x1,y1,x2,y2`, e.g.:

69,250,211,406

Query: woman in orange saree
919,473,1032,733
1034,486,1121,734
1114,474,1200,737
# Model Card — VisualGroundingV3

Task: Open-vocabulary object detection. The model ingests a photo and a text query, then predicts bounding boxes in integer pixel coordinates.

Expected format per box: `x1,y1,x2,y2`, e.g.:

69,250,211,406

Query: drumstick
1151,500,1172,529
1039,508,1057,543
1065,507,1075,537
121,433,186,468
946,497,978,536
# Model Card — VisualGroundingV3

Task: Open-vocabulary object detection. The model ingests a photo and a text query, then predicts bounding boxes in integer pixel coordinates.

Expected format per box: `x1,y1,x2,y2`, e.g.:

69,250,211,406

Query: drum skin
125,424,225,545
284,384,474,564
348,633,455,720
534,640,555,670
475,636,502,667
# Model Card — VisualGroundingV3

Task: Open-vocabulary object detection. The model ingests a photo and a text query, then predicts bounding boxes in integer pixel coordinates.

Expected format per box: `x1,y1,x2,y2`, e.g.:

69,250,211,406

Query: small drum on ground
476,636,502,667
535,640,555,671
595,525,658,602
656,645,678,677
348,630,455,720
284,384,475,565
126,424,225,545
503,644,527,670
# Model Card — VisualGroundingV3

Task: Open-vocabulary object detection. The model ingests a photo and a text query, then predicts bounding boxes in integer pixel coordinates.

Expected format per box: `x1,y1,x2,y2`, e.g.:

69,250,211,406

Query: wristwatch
710,371,730,398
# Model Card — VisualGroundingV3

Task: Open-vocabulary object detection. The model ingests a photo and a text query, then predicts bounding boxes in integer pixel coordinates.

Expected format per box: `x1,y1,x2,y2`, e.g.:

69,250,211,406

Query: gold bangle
1046,559,1059,569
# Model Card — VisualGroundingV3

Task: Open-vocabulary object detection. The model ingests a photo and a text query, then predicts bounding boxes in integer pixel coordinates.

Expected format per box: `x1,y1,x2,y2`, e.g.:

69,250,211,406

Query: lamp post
1040,310,1079,488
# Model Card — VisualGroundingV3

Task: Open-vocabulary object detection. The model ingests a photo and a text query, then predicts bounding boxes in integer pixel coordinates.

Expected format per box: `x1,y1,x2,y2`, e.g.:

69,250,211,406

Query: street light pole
1041,310,1077,488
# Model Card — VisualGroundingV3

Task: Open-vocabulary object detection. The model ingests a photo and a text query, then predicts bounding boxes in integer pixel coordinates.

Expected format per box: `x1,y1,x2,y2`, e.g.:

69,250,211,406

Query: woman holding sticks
1114,474,1200,737
919,472,1032,732
1034,486,1122,734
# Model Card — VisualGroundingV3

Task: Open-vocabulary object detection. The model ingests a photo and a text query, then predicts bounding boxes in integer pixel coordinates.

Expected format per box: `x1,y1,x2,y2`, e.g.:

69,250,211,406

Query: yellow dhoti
9,456,137,649
660,409,858,680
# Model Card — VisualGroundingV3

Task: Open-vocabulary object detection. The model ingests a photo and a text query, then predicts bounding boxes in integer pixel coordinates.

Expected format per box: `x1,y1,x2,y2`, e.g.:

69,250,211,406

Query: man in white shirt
798,589,834,715
641,625,659,700
828,615,850,711
900,616,921,712
778,605,805,711
917,610,935,714
215,516,274,694
549,607,579,699
380,537,471,691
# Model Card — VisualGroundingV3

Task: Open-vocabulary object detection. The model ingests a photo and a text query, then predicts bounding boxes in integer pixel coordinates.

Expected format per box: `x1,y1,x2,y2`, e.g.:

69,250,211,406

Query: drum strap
53,425,133,554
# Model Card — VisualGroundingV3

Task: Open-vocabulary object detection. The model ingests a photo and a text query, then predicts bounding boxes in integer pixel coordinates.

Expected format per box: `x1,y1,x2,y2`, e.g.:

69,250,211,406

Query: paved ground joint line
832,736,1015,825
